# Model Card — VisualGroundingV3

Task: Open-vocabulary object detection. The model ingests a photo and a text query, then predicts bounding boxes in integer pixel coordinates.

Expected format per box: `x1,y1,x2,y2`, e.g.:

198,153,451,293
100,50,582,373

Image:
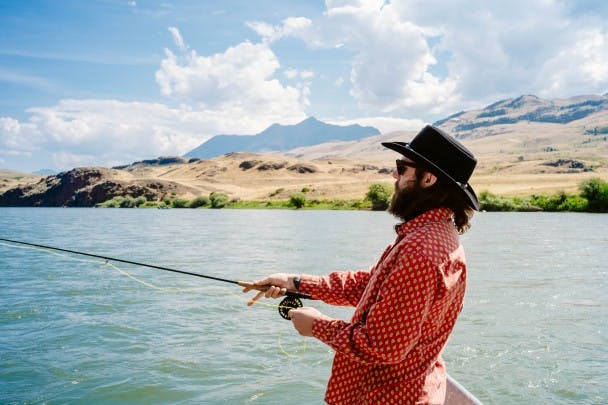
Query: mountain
184,117,380,159
2,94,606,206
434,94,608,138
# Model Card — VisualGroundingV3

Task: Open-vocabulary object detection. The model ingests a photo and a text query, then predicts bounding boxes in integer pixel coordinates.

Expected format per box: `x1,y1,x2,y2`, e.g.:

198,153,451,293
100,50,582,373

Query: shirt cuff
312,318,346,346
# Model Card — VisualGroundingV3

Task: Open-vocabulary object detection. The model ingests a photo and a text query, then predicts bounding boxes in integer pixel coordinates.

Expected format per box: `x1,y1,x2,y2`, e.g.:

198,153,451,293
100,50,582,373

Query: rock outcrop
0,167,193,207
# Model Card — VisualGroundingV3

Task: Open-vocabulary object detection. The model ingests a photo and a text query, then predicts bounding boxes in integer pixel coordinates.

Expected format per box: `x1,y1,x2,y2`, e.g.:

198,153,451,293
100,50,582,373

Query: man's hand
288,307,333,337
242,273,298,306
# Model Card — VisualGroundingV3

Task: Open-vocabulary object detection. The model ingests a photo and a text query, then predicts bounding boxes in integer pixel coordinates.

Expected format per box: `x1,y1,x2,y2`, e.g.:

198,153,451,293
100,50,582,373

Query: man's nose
392,167,399,180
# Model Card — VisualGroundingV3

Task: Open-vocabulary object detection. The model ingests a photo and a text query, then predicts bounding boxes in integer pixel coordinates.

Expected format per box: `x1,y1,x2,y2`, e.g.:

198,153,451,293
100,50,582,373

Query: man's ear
421,172,438,189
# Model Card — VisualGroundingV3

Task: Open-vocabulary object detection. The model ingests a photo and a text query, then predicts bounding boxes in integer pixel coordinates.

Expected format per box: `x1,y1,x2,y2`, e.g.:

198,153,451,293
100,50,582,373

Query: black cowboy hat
382,125,479,210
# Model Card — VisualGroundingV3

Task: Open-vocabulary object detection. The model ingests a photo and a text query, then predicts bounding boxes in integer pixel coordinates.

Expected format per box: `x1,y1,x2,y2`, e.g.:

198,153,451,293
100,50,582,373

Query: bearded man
245,125,479,404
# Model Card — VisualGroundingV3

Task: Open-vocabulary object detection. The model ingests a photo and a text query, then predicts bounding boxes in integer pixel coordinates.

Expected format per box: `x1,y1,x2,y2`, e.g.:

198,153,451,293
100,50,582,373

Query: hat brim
382,141,480,210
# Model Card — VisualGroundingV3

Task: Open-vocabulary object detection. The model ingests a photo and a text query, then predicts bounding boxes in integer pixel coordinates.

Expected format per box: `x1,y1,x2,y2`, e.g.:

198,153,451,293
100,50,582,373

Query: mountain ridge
435,94,608,137
184,116,380,159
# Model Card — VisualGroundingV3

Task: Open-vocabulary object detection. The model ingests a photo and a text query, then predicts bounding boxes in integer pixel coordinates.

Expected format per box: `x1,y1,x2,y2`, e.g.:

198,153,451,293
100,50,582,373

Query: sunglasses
395,159,417,175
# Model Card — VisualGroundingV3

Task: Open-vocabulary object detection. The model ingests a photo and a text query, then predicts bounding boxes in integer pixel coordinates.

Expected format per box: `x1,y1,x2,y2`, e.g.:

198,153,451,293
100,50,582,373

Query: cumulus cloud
155,28,309,116
398,0,608,105
277,0,608,114
286,0,459,115
0,96,305,171
0,27,310,171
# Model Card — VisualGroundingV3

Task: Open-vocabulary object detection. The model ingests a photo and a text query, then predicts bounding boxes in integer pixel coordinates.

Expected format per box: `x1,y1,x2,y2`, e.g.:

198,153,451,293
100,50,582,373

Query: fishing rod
0,237,311,320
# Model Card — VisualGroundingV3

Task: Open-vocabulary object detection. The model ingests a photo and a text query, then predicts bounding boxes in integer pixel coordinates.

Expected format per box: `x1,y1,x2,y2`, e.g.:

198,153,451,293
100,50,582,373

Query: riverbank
97,177,608,213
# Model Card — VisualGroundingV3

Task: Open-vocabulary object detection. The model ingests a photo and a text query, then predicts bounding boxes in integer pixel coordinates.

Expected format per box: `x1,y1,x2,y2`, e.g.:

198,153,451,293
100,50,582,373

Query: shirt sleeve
310,252,437,365
299,270,371,306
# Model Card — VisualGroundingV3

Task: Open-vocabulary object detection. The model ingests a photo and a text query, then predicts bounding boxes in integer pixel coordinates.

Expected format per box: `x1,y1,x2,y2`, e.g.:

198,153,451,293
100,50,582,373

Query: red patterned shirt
299,208,467,404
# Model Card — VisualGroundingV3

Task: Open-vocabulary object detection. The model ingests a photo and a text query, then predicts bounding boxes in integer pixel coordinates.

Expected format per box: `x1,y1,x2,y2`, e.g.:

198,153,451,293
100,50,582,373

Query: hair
388,167,475,234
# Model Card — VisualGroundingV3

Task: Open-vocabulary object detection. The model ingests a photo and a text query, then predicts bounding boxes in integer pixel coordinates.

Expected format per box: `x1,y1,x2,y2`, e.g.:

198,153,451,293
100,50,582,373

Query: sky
1,0,607,173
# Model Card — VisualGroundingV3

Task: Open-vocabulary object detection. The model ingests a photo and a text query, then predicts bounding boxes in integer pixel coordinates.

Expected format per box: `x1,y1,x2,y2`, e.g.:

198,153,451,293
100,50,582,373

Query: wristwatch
293,276,301,291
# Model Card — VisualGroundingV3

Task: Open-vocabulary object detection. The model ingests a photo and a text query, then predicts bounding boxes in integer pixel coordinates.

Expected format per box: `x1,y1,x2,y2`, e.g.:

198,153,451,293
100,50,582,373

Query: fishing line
0,239,308,356
0,237,312,320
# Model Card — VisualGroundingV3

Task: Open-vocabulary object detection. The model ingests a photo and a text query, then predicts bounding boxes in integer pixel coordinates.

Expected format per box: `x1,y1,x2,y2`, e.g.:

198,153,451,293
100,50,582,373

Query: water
0,208,606,404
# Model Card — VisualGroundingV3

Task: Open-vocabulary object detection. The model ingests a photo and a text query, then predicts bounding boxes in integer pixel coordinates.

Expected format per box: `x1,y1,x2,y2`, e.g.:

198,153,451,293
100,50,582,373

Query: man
245,125,479,404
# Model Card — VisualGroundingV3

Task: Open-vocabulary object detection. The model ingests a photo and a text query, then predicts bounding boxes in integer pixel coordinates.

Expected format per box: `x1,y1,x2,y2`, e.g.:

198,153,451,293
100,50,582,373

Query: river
0,208,606,404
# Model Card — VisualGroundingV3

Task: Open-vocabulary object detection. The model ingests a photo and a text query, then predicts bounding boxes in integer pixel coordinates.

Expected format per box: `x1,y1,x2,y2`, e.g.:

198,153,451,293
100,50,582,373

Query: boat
446,374,483,404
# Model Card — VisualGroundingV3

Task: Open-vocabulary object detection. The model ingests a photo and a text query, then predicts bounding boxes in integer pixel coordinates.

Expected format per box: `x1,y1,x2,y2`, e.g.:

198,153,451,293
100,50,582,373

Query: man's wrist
292,276,301,291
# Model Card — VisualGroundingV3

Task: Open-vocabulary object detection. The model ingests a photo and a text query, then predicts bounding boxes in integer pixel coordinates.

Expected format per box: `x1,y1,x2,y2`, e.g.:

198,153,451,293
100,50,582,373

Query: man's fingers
265,286,286,299
247,290,265,306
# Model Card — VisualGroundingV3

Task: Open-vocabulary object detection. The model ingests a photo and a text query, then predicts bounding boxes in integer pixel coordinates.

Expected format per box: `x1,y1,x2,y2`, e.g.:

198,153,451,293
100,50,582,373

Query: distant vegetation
97,178,608,213
478,177,608,212
365,182,393,210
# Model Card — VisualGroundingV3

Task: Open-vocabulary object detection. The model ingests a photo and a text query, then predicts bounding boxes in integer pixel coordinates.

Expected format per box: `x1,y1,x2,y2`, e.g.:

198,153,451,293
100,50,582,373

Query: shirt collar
394,207,454,236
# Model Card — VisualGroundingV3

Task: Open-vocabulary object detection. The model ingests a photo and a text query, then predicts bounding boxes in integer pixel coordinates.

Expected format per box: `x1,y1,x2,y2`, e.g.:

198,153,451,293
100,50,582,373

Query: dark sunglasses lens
396,159,415,175
396,160,405,175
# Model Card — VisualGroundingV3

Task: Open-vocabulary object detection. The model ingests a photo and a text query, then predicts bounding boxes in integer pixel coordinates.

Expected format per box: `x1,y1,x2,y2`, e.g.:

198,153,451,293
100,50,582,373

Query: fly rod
0,237,311,319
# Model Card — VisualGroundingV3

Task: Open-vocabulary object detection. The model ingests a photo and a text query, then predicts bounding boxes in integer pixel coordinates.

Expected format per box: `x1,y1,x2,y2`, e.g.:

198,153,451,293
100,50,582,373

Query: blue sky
1,0,607,172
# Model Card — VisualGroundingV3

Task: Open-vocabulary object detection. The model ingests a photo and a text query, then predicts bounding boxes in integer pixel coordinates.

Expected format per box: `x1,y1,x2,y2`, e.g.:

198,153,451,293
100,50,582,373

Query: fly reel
278,296,303,320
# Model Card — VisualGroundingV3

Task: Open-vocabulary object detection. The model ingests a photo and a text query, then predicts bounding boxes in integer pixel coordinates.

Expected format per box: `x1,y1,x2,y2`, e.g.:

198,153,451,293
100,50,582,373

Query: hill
0,169,42,194
435,94,608,134
184,117,380,159
1,94,607,206
0,155,392,207
284,94,608,196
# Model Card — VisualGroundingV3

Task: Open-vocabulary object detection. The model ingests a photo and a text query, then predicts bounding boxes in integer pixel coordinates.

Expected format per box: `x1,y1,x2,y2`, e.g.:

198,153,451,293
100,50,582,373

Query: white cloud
329,116,426,134
284,68,298,80
155,28,309,116
285,1,458,115
300,70,314,79
536,27,608,96
246,17,312,43
0,98,306,171
168,26,187,52
268,0,608,115
284,68,314,80
389,0,608,104
1,27,312,171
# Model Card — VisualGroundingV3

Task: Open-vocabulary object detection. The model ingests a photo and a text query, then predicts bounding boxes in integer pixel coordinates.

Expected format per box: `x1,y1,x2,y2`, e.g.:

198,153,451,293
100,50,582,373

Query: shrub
557,195,588,212
171,198,189,208
530,192,564,211
479,191,516,211
99,196,122,208
580,177,608,212
209,192,229,208
122,197,138,208
133,196,147,207
187,196,210,208
289,192,306,208
365,183,393,211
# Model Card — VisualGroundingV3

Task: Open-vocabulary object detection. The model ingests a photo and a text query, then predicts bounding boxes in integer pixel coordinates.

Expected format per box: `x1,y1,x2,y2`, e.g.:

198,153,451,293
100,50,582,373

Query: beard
388,179,428,222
